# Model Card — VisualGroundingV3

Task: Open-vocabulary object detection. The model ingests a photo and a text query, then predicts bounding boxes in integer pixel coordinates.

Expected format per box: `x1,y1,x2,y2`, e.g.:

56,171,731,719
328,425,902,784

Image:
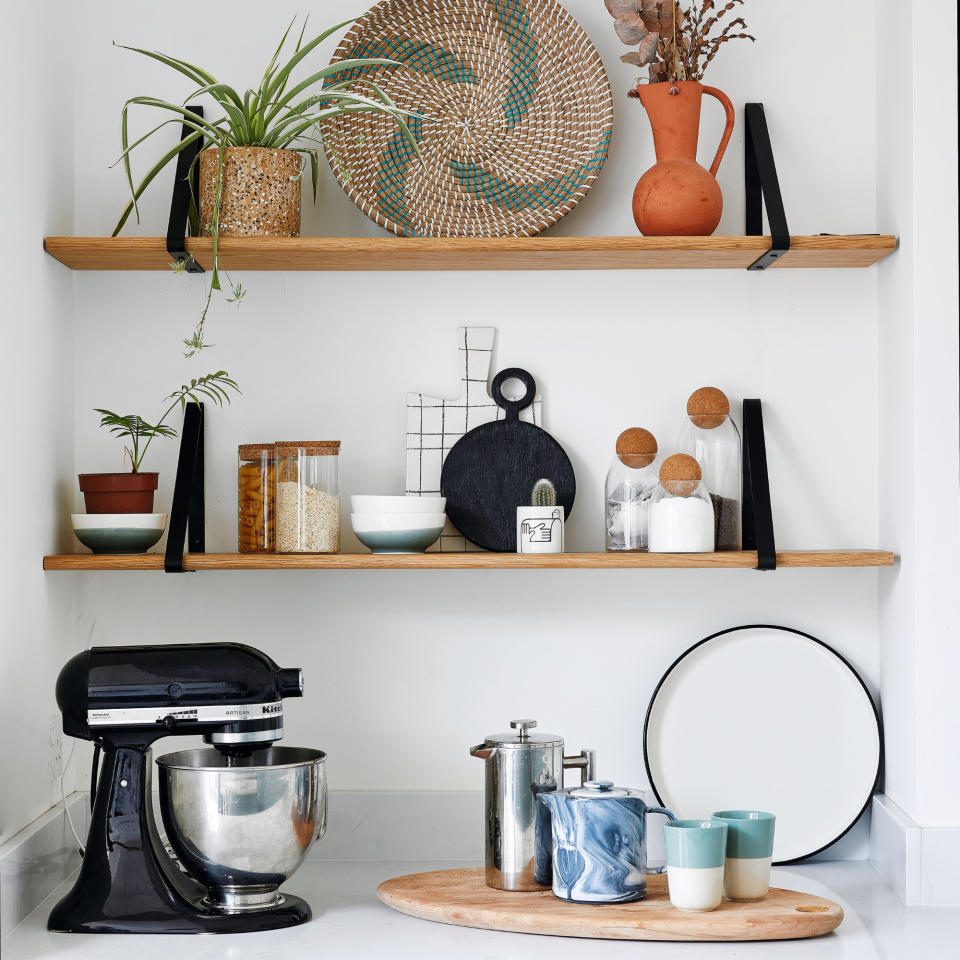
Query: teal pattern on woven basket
487,0,539,128
328,37,478,86
376,114,425,235
450,131,611,211
358,0,608,234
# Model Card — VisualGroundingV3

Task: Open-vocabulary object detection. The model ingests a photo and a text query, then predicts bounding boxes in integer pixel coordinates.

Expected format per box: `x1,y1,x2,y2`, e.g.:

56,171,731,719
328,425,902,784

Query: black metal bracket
164,403,205,573
741,399,776,570
166,104,205,273
744,103,790,271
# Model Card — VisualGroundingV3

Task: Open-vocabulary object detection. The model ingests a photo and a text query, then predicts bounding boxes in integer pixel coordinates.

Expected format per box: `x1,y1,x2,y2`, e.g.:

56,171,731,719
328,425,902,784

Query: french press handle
562,749,597,787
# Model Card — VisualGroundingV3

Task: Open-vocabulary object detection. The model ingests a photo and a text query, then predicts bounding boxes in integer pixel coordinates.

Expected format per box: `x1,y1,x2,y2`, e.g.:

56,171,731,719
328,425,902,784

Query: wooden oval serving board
377,869,843,942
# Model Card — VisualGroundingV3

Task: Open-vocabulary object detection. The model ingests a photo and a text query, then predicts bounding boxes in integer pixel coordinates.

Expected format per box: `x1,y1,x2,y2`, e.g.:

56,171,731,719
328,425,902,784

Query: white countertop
5,859,957,959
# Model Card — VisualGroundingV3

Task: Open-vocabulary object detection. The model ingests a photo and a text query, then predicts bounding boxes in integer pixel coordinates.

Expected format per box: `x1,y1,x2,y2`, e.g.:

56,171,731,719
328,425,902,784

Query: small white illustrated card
516,507,565,554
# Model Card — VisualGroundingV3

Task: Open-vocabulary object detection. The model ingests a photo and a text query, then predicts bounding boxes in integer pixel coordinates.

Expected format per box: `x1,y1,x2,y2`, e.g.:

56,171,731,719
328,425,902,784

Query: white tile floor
5,859,958,959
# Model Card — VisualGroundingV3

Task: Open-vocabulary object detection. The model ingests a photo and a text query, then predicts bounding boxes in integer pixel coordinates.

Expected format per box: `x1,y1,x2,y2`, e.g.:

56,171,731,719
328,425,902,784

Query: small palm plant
96,371,239,472
113,17,423,356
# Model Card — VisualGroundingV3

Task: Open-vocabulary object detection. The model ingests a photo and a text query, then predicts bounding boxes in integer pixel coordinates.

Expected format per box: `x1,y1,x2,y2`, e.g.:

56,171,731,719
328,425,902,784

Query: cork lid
687,387,730,429
238,443,275,461
659,454,702,497
616,428,658,469
275,441,341,456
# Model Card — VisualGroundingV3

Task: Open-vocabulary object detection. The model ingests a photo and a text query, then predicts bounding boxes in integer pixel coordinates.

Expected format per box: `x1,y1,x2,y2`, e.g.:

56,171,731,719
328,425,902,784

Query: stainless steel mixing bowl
157,746,327,912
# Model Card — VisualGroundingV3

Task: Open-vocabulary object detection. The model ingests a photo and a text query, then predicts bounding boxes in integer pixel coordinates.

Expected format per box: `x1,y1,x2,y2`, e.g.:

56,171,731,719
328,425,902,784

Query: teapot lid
569,780,634,799
484,719,564,749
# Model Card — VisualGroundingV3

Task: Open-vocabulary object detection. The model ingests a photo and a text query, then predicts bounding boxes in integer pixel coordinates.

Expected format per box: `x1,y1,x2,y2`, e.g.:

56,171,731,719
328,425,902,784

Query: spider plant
112,16,423,357
96,371,240,472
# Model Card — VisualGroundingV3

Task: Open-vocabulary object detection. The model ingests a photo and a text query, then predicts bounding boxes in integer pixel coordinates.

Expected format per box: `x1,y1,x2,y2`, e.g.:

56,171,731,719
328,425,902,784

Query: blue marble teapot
538,780,676,903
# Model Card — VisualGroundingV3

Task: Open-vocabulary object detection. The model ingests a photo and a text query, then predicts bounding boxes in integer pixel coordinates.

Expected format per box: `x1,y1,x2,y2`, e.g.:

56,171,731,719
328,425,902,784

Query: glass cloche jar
605,428,660,552
677,387,741,550
648,454,715,553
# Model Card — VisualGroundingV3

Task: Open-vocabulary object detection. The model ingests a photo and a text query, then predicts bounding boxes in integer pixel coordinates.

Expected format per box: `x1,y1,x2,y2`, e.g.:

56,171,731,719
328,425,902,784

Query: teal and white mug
662,819,728,911
711,810,776,901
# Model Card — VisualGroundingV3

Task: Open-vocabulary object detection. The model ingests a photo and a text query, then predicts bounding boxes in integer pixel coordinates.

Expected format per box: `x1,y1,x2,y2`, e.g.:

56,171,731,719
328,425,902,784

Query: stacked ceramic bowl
72,514,167,554
350,496,446,554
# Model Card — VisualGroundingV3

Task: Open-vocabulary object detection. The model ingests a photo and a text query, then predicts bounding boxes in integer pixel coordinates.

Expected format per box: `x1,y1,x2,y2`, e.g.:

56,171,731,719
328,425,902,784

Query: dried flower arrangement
604,1,754,85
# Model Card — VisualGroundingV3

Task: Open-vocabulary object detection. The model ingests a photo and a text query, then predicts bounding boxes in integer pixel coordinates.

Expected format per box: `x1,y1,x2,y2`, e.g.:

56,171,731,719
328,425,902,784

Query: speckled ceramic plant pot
198,146,302,237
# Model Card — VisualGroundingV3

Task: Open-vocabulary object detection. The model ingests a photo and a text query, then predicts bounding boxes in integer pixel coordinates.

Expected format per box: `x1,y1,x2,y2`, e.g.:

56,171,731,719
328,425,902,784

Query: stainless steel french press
470,719,596,891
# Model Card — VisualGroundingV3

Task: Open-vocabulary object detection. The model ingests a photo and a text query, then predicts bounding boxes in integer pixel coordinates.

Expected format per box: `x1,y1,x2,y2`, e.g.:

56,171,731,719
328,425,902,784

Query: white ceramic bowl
351,495,446,515
350,513,446,532
350,512,446,554
72,513,167,554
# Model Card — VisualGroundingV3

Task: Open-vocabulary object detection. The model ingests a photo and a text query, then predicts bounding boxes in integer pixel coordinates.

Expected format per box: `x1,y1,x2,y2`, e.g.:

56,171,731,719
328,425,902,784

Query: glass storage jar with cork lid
605,427,660,552
274,441,341,553
237,443,276,553
677,387,742,550
648,454,715,552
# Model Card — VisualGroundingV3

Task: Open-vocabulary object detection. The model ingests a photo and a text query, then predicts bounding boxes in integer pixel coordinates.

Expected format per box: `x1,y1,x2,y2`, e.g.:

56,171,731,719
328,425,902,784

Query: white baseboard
870,794,921,904
0,793,87,940
870,794,960,906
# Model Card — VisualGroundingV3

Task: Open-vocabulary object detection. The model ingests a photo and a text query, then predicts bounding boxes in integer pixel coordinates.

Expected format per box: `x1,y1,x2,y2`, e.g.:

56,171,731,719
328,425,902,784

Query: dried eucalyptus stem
605,0,755,87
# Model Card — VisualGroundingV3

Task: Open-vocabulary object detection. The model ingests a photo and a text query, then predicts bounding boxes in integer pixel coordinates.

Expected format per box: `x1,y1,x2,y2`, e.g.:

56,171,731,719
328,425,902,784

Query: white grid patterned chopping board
406,327,542,551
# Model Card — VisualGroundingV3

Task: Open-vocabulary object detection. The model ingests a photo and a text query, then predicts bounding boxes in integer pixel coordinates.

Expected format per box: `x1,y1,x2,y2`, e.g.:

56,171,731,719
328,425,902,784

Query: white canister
648,455,715,553
516,506,565,554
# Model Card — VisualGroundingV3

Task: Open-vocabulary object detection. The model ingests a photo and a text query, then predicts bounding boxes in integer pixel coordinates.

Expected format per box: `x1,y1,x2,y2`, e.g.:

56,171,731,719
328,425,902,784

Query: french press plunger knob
510,719,537,741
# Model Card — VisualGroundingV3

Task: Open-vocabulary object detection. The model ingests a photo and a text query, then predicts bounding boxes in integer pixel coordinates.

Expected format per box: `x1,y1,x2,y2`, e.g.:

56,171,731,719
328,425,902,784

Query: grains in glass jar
274,441,341,553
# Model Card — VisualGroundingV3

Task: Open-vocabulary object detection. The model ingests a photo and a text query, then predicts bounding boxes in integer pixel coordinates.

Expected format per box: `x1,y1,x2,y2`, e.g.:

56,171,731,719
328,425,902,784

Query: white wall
0,3,78,839
48,0,886,859
875,0,960,900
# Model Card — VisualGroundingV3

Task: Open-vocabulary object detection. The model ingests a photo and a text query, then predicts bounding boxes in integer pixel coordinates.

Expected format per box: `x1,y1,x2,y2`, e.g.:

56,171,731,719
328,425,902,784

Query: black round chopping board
441,369,576,551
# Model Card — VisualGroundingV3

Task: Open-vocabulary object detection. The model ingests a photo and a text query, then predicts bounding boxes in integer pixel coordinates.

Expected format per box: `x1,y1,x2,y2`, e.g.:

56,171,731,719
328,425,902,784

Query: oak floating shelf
43,235,897,272
43,550,894,571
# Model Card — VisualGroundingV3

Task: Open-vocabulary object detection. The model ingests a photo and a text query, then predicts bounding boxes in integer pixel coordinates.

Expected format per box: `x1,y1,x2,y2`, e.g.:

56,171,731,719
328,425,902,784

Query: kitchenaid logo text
88,701,284,725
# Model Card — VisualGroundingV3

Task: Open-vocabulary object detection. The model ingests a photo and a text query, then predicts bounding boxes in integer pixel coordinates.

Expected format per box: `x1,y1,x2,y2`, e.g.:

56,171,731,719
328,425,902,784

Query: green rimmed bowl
72,513,167,554
350,513,445,554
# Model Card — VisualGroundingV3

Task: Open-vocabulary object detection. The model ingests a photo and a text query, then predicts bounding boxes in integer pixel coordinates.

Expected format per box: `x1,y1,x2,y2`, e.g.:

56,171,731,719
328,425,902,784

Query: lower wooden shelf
42,550,894,571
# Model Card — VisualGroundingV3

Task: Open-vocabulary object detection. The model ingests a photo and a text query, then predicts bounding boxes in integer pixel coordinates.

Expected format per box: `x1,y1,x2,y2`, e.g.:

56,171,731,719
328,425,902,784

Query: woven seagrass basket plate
324,0,614,237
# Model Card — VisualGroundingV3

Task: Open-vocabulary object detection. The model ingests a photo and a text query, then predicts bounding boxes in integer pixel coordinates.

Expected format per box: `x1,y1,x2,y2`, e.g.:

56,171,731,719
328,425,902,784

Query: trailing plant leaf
113,17,427,355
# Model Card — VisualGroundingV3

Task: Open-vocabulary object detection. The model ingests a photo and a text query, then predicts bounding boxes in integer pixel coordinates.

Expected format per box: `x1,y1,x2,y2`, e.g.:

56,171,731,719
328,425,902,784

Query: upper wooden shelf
43,235,897,272
43,550,894,571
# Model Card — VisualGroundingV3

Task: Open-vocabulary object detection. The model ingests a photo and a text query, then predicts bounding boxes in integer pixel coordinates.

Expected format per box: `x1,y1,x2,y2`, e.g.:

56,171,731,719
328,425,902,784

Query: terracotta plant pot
632,81,735,236
78,473,159,514
198,146,302,237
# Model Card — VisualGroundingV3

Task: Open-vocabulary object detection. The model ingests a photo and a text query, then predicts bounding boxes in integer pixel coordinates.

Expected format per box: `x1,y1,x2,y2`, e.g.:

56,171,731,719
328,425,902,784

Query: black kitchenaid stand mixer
48,642,318,934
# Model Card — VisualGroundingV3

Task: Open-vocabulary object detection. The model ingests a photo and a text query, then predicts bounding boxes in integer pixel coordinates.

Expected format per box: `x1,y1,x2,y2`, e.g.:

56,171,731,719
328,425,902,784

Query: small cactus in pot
517,479,564,555
532,478,557,508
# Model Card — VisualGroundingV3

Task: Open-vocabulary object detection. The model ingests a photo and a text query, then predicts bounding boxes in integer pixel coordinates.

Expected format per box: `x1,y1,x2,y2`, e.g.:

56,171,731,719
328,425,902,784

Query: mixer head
55,642,303,752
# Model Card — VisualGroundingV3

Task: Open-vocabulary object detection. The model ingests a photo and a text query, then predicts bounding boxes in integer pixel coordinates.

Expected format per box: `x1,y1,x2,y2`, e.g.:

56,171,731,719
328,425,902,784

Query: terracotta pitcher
632,81,735,236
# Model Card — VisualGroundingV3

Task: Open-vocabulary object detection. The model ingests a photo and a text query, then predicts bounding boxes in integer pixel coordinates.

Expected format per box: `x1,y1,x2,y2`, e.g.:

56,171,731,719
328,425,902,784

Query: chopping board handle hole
795,906,829,913
491,368,537,423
